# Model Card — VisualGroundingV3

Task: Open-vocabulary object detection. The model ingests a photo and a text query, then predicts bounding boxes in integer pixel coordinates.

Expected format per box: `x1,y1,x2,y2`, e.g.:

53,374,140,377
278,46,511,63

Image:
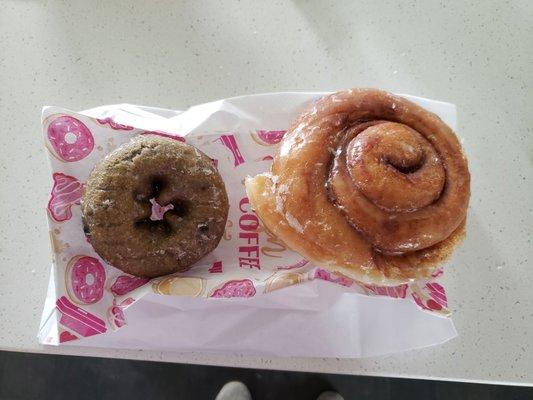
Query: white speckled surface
0,0,531,385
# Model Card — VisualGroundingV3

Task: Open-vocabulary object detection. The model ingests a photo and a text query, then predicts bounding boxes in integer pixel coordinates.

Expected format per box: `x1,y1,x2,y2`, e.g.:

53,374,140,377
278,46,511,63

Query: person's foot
317,391,344,400
215,381,252,400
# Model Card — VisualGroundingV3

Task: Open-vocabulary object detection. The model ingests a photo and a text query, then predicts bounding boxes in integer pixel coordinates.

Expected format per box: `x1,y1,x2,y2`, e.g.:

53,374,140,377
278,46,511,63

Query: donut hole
151,178,165,196
64,131,78,144
85,273,95,286
169,199,190,218
135,218,172,235
133,177,167,202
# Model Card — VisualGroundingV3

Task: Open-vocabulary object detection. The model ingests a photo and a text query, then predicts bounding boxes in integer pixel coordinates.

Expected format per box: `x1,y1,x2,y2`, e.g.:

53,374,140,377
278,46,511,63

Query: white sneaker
214,381,252,400
316,391,344,400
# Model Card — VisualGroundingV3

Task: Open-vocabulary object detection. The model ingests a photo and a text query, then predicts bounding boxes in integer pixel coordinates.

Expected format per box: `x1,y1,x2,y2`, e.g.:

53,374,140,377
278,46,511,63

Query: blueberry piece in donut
82,135,229,277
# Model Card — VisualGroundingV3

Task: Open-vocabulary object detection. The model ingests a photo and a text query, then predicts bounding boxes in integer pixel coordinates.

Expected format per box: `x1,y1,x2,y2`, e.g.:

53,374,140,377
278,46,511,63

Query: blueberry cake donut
82,135,229,277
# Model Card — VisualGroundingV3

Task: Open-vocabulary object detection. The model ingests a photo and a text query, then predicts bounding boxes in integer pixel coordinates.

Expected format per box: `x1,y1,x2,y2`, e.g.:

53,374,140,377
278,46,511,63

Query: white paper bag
38,92,458,357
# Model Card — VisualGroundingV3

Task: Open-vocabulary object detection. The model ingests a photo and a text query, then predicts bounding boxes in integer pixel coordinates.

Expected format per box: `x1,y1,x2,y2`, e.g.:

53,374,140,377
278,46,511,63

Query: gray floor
0,351,531,400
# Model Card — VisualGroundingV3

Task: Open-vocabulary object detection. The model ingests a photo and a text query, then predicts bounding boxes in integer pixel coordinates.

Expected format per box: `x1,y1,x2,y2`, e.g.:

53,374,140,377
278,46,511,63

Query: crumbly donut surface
82,135,229,277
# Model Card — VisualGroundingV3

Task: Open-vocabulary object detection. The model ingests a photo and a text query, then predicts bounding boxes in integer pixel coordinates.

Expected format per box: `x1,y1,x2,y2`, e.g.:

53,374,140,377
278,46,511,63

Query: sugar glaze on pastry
246,88,470,285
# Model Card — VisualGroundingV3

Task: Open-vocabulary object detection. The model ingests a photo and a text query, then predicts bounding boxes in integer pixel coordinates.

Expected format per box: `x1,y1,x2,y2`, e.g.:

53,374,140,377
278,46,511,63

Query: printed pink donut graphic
314,268,353,287
66,256,106,304
56,296,107,338
363,283,408,298
107,306,126,329
47,116,94,162
96,117,134,131
110,275,149,296
412,282,448,311
217,134,245,166
141,130,186,141
47,173,83,222
251,130,286,146
210,279,256,298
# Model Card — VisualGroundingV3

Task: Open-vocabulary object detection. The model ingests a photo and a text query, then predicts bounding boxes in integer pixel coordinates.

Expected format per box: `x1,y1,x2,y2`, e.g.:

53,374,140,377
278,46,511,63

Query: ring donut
82,135,229,277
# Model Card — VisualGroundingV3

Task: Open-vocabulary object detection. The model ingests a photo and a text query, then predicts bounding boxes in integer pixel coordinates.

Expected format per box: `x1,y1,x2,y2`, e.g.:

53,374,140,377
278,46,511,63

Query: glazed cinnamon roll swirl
246,89,470,285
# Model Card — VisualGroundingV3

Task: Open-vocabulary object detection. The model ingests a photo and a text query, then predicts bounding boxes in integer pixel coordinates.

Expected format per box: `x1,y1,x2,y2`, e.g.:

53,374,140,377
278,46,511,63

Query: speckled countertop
0,0,531,385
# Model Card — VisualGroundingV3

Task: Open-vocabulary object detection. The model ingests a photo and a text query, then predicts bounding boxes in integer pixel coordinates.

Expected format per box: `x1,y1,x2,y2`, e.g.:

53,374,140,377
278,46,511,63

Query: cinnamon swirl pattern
246,89,470,285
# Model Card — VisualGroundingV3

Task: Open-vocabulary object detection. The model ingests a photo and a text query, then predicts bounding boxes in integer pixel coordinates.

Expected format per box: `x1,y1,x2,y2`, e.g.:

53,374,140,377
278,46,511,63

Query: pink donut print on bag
47,173,83,222
47,116,94,162
217,134,245,166
110,275,150,296
251,130,286,146
96,117,134,131
66,256,106,304
210,279,256,298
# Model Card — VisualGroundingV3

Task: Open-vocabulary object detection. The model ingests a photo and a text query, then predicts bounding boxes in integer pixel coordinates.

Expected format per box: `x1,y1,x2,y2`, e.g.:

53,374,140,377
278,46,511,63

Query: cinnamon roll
246,89,470,285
